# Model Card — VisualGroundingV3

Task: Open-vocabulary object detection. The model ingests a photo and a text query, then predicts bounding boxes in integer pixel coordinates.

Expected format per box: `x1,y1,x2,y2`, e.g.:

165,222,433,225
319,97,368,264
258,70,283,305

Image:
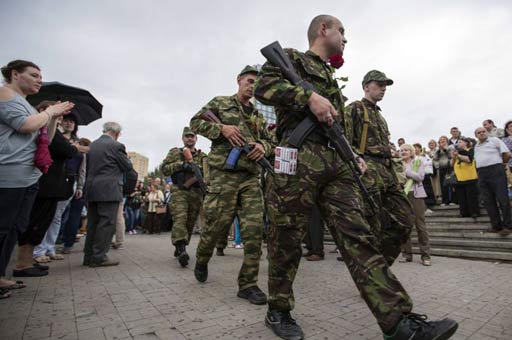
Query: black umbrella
27,81,102,125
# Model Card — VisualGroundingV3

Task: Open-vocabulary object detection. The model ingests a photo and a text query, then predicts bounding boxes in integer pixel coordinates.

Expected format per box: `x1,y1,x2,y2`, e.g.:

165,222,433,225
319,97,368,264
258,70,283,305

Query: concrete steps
411,205,512,261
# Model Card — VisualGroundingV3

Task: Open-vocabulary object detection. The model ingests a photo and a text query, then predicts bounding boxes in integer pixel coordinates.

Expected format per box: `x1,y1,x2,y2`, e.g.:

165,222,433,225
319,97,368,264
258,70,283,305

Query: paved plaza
1,233,511,340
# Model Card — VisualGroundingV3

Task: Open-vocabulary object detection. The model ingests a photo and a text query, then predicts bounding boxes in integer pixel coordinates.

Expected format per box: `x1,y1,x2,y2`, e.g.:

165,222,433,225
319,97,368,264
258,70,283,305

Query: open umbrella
27,82,102,125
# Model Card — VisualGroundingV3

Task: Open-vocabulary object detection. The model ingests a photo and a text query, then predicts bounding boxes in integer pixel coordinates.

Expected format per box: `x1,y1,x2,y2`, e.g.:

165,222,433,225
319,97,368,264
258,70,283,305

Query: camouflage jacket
346,98,391,158
254,49,346,142
189,94,272,174
161,147,208,184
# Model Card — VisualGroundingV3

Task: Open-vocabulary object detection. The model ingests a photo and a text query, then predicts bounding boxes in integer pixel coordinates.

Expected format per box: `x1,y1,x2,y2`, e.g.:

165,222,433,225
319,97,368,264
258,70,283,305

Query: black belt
283,129,329,147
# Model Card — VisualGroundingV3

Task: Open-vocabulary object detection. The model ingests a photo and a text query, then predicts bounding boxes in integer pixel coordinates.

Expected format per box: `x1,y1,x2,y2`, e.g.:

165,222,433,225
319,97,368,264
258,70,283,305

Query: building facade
127,151,149,180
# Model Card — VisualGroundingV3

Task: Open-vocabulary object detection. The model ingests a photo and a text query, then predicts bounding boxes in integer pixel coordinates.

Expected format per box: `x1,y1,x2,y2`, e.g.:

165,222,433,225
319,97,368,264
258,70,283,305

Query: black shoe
384,313,458,340
216,248,225,256
173,246,180,258
13,267,49,277
336,256,344,262
265,309,304,340
194,263,208,283
178,251,189,267
237,286,267,305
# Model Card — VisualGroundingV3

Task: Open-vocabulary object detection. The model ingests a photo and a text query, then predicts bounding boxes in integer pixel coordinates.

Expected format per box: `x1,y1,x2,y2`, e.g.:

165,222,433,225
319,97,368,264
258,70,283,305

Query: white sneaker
128,231,133,235
234,244,243,249
133,230,137,234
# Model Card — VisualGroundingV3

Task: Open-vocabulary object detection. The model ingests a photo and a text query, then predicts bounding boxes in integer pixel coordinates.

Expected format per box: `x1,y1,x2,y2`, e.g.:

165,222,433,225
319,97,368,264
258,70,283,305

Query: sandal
13,267,48,277
0,288,11,300
34,255,51,263
0,280,26,290
48,254,64,260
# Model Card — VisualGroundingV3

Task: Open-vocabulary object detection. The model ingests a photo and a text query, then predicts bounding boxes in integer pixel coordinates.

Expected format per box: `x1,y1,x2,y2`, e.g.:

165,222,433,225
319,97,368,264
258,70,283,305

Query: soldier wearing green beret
161,127,207,267
255,14,457,340
344,70,415,266
189,65,272,305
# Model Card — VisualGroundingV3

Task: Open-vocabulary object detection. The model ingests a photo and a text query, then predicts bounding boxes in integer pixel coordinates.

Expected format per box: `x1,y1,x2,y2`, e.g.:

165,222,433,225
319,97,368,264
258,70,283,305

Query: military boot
384,313,458,340
177,242,189,267
265,309,304,340
194,262,208,283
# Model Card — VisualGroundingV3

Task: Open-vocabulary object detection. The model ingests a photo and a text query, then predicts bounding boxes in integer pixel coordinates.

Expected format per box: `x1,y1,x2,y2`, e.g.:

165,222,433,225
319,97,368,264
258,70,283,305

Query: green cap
238,65,259,77
362,70,393,87
182,126,195,137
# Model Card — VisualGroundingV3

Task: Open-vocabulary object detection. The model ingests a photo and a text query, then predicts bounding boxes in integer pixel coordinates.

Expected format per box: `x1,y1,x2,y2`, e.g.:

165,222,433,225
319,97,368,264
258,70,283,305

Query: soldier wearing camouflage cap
345,70,417,266
255,14,457,340
189,65,272,306
161,127,207,267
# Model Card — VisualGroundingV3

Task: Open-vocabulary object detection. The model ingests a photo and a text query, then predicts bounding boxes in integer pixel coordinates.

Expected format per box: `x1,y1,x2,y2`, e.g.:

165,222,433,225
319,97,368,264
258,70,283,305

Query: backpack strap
357,101,370,154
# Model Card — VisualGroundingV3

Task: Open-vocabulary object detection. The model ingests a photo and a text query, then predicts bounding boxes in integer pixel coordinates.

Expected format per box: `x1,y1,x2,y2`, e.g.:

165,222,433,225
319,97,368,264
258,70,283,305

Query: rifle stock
260,41,377,214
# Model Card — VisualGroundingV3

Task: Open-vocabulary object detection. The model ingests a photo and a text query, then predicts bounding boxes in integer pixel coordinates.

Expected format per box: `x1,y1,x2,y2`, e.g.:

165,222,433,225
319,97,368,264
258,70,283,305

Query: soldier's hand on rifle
221,125,245,147
307,92,338,127
247,142,265,161
357,157,367,175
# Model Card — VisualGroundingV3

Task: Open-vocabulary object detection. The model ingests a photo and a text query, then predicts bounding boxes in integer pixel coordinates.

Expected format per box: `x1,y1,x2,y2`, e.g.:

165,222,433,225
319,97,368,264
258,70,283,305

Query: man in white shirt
474,127,511,235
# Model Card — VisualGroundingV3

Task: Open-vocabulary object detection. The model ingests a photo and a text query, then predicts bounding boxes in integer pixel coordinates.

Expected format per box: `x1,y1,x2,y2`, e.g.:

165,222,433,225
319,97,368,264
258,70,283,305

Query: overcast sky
2,0,511,170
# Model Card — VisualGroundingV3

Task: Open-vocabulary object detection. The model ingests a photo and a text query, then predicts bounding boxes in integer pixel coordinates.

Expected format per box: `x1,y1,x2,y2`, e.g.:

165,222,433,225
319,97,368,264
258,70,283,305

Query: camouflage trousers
266,141,413,332
361,159,414,265
195,169,264,290
170,188,203,245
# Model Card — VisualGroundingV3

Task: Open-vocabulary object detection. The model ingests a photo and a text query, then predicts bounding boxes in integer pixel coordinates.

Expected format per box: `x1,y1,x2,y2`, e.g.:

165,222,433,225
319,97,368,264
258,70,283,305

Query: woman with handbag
146,183,164,234
399,144,432,266
452,137,480,218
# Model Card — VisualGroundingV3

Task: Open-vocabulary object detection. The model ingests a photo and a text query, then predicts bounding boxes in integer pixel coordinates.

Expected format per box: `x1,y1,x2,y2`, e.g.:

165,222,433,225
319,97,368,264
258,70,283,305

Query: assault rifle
200,110,274,175
182,148,207,194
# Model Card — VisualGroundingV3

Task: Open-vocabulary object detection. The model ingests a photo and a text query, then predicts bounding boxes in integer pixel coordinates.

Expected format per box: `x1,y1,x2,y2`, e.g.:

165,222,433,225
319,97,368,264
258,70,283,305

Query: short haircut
400,144,416,159
103,121,122,134
483,119,495,127
1,60,40,83
450,127,458,131
438,135,449,144
307,15,337,45
413,143,422,149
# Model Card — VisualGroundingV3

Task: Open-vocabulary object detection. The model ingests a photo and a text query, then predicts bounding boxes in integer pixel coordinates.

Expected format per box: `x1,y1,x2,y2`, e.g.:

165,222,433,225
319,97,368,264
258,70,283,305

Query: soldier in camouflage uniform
190,66,272,305
161,127,207,267
345,70,414,266
254,14,457,340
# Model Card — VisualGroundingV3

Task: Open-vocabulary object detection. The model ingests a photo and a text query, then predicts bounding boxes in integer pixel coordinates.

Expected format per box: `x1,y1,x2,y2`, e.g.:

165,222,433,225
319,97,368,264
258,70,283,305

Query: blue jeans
62,197,86,248
234,216,242,245
33,198,72,257
125,207,140,232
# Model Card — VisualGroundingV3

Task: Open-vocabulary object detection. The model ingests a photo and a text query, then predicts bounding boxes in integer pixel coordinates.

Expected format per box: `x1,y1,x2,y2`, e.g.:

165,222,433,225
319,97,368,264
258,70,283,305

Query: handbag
443,173,457,186
33,127,53,173
155,204,167,215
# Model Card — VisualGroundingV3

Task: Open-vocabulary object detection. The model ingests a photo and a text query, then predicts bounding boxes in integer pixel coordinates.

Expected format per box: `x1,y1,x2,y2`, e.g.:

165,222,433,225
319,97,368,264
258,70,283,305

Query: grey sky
2,0,511,170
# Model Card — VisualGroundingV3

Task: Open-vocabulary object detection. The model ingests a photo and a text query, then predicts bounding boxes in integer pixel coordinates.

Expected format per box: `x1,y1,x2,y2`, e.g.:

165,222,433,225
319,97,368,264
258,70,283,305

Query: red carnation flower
329,54,344,69
267,123,276,131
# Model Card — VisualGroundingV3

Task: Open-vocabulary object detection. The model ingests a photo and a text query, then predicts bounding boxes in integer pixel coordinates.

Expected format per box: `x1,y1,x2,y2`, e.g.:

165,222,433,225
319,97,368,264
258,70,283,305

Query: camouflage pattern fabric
191,95,271,290
195,169,264,290
255,48,413,332
161,147,207,245
346,99,414,265
189,94,272,175
215,222,232,249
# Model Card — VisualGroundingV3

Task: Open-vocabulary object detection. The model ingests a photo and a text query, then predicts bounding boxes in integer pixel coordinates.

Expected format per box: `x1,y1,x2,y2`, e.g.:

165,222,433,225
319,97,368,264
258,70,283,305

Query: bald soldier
161,127,207,267
255,14,458,340
190,65,272,305
345,70,416,266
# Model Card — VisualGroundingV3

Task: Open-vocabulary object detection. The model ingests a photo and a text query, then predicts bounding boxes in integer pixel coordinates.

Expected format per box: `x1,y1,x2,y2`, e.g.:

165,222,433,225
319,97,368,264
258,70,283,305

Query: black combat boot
265,309,304,340
216,247,225,256
173,246,180,258
177,242,189,267
237,286,267,305
194,262,208,282
384,313,458,340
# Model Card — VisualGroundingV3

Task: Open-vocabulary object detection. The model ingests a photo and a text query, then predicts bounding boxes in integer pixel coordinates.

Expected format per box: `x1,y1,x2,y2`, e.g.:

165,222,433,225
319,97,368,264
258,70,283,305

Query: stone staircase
410,205,512,261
